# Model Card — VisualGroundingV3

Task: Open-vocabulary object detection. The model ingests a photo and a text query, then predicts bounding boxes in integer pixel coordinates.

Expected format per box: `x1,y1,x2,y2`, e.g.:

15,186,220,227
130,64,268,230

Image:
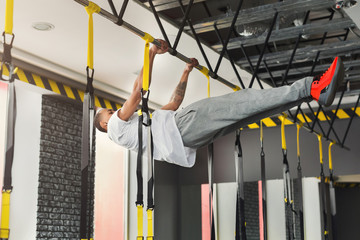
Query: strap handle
317,134,323,165
137,205,144,240
296,122,303,158
141,33,154,92
280,114,287,151
328,141,335,171
4,0,14,35
85,1,101,70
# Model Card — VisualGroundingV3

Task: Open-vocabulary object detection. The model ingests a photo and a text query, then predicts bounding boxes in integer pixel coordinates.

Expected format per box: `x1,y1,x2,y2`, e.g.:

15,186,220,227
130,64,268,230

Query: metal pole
248,12,278,89
73,0,240,90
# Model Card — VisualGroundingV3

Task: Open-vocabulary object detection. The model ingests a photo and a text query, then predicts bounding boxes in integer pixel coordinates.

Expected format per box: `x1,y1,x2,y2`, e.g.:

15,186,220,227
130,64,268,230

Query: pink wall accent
94,146,125,240
201,184,211,240
258,181,264,240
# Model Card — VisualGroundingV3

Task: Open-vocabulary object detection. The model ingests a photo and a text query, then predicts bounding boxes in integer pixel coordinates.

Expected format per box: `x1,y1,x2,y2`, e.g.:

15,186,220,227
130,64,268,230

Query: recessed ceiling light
32,22,55,31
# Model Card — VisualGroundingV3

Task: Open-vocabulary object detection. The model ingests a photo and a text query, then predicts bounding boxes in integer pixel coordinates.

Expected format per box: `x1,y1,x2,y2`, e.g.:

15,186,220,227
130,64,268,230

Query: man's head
94,108,115,133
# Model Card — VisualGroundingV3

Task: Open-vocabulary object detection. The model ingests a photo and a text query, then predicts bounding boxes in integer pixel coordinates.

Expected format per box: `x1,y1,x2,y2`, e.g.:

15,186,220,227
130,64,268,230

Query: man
95,40,344,167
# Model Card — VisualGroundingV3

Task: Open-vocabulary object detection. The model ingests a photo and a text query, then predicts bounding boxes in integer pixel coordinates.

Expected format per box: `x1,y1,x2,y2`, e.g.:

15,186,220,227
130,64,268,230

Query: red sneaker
311,57,344,107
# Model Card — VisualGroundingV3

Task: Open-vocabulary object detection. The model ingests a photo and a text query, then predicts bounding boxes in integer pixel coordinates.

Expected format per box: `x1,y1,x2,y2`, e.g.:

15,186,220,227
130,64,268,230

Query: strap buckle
0,228,10,238
2,32,14,63
86,66,95,95
140,89,151,126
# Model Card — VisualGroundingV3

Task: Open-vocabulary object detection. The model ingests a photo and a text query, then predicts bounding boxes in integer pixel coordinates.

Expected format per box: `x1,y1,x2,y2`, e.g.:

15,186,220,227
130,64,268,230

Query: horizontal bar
74,0,240,91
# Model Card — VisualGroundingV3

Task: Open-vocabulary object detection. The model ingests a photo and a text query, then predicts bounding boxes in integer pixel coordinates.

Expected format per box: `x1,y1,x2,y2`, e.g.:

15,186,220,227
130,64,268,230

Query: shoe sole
319,57,345,107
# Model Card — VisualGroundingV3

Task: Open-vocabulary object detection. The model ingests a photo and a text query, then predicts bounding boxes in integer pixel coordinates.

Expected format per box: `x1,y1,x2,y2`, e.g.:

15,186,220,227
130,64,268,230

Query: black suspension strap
136,32,155,240
328,142,336,240
259,121,267,240
317,134,329,240
80,3,99,239
280,115,296,240
207,143,216,240
136,89,155,240
235,130,246,240
0,0,16,238
296,123,305,240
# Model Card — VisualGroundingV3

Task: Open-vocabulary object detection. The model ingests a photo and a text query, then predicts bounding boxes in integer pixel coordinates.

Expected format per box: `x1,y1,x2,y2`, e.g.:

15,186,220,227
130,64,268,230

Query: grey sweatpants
174,77,313,148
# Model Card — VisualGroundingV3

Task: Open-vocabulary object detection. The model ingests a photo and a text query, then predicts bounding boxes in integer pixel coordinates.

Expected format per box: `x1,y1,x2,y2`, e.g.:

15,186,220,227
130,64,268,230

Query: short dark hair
94,110,107,133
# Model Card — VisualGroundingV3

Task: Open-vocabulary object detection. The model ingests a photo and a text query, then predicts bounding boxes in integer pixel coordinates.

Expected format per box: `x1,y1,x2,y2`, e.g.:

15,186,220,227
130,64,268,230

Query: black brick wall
244,182,260,240
37,95,94,240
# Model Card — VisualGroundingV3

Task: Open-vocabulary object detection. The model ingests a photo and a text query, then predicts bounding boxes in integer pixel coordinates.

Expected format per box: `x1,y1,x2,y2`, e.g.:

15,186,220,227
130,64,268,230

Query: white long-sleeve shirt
107,109,196,167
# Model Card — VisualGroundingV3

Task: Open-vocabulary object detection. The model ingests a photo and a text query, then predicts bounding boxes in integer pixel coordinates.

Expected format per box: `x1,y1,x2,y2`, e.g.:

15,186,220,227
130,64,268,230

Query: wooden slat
212,18,354,50
237,40,360,68
187,0,334,34
143,0,205,11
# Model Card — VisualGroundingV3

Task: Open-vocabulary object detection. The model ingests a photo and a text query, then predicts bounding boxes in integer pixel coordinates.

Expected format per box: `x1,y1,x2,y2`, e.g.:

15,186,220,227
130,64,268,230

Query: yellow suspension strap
317,134,329,240
80,2,100,240
296,123,305,240
1,1,16,239
328,141,336,240
205,70,216,240
280,114,295,240
137,32,155,240
234,129,247,240
259,120,267,240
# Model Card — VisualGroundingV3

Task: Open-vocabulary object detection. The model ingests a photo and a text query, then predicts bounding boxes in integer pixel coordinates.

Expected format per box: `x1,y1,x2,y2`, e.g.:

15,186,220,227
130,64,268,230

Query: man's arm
118,40,168,121
161,58,198,111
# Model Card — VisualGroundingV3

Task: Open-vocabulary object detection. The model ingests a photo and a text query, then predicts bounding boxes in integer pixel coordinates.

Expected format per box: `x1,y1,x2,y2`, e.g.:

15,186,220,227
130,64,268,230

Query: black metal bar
201,1,211,17
285,109,349,150
280,35,301,86
298,108,312,129
178,1,213,72
118,0,129,22
280,11,310,86
310,107,322,133
343,28,350,41
214,24,245,89
107,0,118,16
326,82,347,139
214,0,244,74
263,60,277,87
342,93,360,146
148,0,172,47
173,0,194,51
305,102,327,136
240,44,264,89
249,12,278,89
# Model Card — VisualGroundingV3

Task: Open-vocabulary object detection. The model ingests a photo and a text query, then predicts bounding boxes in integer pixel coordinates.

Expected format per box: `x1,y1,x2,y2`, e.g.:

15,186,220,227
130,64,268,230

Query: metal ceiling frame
134,0,360,149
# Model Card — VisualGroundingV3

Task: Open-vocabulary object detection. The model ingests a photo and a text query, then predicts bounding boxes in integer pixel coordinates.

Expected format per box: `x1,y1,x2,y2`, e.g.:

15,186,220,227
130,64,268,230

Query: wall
0,81,42,240
37,95,88,239
94,130,126,240
179,117,360,184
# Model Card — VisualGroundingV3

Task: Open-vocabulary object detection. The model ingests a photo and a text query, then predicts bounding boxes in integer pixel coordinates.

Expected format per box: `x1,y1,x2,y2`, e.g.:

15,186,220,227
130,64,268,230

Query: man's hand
185,58,199,72
150,39,169,55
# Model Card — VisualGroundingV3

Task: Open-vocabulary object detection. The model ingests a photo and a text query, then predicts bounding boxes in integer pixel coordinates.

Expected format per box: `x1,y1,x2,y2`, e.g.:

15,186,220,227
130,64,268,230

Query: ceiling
137,0,360,97
0,0,256,109
0,0,360,110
